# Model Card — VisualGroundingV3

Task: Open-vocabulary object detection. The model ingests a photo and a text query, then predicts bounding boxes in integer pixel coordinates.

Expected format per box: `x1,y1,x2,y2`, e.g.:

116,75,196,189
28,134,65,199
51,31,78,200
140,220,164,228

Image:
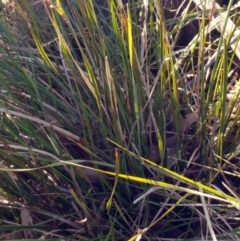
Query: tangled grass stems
0,0,240,240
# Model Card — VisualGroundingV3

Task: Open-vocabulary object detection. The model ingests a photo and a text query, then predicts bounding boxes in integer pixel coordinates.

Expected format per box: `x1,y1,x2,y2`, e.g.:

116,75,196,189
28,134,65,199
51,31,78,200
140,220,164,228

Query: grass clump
0,0,240,240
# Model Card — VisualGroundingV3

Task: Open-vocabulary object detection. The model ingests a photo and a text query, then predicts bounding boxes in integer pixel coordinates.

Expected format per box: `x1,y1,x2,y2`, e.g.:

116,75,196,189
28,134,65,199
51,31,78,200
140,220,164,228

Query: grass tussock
0,0,240,240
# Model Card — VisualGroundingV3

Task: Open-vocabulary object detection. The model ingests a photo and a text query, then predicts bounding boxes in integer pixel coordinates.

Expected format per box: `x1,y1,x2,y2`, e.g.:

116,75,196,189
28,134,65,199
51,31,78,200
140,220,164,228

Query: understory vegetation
0,0,240,240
